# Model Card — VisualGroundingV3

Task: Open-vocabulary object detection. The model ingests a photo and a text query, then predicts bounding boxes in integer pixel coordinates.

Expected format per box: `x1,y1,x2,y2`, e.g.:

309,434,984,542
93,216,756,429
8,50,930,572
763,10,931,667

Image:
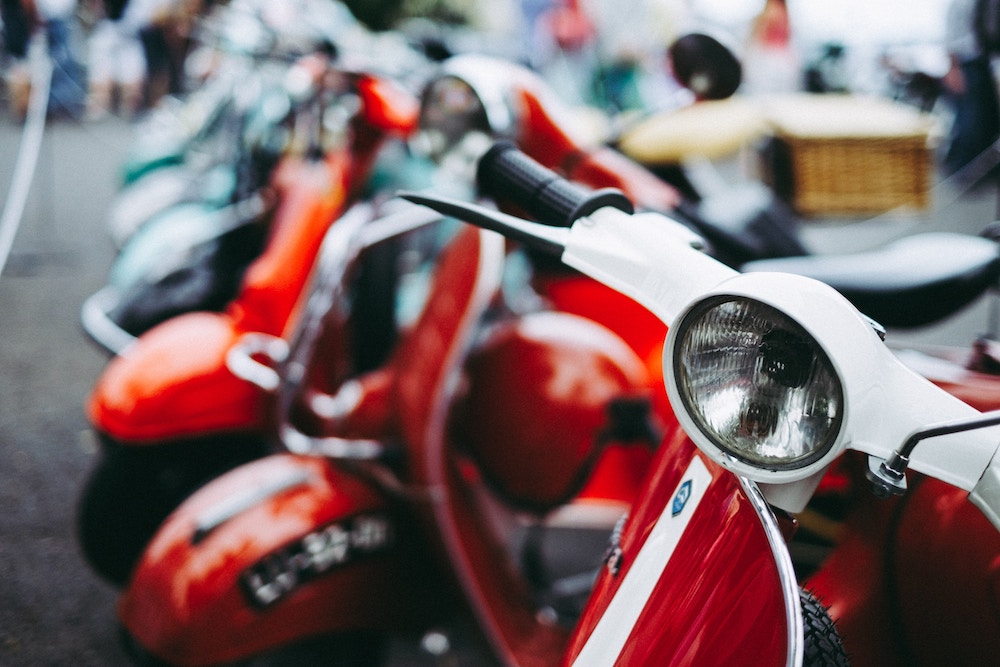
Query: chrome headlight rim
669,293,846,476
416,74,493,162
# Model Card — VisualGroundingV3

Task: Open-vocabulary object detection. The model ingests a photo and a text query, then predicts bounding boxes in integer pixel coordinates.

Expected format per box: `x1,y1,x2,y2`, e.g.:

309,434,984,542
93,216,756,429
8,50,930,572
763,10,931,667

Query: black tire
77,434,270,586
801,587,850,667
120,624,385,667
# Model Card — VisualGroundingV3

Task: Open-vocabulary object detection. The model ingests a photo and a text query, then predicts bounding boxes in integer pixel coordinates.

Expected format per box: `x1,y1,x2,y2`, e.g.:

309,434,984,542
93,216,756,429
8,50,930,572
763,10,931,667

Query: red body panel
228,153,354,336
565,426,793,667
454,311,650,509
356,74,420,134
119,454,427,667
88,155,351,441
87,79,416,442
87,311,270,440
533,273,675,421
806,457,1000,667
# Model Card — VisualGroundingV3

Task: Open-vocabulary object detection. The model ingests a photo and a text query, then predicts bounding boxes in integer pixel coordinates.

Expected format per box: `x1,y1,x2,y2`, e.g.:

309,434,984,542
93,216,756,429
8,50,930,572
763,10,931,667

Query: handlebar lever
399,192,570,257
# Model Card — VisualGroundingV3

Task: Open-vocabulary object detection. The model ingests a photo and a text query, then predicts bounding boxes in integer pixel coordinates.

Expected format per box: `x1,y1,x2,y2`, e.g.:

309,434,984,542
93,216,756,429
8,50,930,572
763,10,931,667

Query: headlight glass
417,76,490,160
673,296,843,469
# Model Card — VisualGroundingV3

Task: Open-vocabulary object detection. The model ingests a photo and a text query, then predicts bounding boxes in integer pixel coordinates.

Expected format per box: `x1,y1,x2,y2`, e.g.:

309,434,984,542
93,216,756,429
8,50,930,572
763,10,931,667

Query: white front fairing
561,208,736,325
560,207,1000,517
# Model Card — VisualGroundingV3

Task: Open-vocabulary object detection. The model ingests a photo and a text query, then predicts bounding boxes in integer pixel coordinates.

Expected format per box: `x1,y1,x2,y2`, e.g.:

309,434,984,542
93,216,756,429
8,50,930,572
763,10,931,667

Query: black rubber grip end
477,141,633,227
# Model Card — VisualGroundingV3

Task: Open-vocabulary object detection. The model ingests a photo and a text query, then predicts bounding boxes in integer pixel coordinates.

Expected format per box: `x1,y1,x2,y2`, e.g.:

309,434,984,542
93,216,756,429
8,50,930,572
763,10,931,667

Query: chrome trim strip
79,286,138,355
739,476,804,667
192,467,312,544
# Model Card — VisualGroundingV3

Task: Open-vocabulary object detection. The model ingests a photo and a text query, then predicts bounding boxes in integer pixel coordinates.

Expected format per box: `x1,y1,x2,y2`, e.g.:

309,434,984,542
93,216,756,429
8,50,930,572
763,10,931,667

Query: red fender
806,463,1000,667
119,454,429,667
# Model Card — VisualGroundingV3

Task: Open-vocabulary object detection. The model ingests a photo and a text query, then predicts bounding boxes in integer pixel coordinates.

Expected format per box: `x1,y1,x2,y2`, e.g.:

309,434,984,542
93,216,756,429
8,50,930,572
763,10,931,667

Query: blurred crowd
0,0,813,122
0,0,996,178
1,0,205,119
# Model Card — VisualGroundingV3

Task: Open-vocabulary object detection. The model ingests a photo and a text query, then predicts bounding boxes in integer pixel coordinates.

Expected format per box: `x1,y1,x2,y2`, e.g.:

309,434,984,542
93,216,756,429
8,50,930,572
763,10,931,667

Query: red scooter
407,144,1000,665
114,160,834,665
77,55,421,586
119,142,1000,667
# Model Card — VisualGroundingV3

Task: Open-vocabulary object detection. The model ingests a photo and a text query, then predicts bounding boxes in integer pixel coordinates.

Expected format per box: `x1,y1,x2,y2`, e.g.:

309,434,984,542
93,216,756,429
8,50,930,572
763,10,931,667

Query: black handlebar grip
476,141,633,227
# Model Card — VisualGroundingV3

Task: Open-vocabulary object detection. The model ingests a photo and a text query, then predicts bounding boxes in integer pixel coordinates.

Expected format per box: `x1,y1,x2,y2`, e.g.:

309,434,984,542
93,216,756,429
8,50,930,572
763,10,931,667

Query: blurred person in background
36,0,85,117
137,0,201,106
528,0,598,106
742,0,801,95
943,0,1000,177
84,0,143,118
2,0,37,119
84,0,148,118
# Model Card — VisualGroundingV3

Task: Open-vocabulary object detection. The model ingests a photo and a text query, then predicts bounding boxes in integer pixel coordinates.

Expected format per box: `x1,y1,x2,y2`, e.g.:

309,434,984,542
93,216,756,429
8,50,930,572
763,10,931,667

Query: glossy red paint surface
389,225,571,666
453,311,650,509
535,274,667,374
88,70,417,442
806,458,1000,667
565,425,792,667
87,311,270,440
356,73,420,134
119,454,424,667
511,85,680,212
565,145,682,212
392,226,493,474
229,153,355,336
88,155,351,441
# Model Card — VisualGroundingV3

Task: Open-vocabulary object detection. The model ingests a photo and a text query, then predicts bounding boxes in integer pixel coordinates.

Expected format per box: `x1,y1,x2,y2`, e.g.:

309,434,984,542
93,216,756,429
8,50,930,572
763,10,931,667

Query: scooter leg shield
87,310,268,442
120,454,429,667
805,470,1000,665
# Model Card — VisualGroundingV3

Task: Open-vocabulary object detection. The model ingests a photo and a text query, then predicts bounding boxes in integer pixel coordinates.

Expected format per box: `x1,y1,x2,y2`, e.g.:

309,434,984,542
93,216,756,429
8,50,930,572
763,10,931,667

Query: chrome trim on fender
192,468,312,544
738,476,804,667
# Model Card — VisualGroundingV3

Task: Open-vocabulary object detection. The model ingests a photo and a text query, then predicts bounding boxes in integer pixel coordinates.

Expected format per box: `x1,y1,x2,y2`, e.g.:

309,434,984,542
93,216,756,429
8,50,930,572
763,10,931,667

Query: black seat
742,233,1000,328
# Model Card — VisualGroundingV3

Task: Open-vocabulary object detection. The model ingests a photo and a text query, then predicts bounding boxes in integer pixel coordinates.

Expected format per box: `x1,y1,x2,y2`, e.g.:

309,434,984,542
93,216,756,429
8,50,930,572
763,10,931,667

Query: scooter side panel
356,74,419,134
119,454,424,667
807,468,1000,666
565,426,792,666
228,155,352,336
87,311,268,441
893,476,1000,663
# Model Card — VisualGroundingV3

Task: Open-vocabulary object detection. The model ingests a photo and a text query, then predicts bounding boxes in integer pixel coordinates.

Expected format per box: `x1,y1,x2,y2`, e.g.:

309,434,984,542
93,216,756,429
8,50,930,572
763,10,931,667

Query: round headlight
672,296,844,471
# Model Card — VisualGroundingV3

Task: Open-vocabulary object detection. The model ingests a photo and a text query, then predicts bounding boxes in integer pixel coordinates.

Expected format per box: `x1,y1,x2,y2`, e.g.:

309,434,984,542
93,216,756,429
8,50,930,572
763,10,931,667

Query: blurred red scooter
77,54,421,586
77,43,688,589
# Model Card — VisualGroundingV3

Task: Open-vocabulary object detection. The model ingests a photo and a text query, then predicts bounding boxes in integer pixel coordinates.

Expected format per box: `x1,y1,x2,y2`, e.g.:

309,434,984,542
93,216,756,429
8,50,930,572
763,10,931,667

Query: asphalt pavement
0,115,128,665
0,108,999,667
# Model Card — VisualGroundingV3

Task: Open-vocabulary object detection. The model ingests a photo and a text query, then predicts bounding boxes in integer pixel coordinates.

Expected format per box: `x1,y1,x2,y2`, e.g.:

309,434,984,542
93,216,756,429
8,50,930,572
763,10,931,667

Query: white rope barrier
0,41,53,279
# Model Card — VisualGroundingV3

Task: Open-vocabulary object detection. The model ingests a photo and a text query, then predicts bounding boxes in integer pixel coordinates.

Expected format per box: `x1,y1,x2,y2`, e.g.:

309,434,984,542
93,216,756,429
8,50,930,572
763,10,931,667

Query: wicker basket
761,94,936,216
